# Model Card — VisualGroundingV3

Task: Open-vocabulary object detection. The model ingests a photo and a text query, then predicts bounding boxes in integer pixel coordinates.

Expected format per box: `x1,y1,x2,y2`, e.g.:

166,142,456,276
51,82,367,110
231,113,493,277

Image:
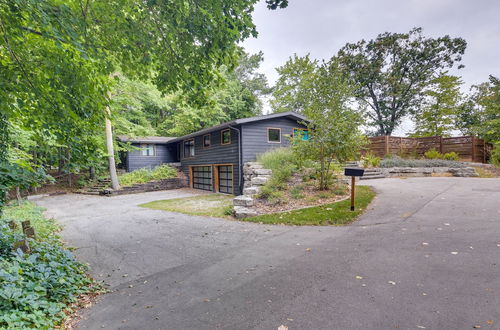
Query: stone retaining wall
380,166,478,177
233,162,272,218
103,177,187,196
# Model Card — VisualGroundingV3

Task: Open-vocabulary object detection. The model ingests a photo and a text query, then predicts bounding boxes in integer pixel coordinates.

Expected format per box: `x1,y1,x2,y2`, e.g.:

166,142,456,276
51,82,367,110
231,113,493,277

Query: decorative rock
243,186,260,196
432,167,449,173
233,206,258,218
251,176,269,185
233,195,254,207
448,167,478,177
254,168,272,175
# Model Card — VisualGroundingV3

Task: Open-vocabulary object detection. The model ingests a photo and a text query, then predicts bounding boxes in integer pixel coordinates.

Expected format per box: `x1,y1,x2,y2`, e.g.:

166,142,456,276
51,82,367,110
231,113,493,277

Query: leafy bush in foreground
119,164,178,187
380,156,465,168
0,203,96,329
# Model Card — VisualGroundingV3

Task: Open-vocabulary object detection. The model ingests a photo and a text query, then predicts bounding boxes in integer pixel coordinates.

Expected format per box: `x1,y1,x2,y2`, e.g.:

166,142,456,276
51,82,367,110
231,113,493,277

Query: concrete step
360,174,385,180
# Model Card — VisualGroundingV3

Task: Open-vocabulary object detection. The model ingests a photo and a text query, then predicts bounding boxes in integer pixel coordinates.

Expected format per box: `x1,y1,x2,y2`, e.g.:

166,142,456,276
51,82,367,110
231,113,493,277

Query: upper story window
221,129,231,145
267,128,281,143
293,128,310,141
141,144,155,156
183,139,195,158
203,134,211,148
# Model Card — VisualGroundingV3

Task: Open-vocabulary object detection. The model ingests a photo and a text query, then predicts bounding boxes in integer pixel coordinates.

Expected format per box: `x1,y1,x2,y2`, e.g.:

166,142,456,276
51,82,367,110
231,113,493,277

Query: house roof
167,111,308,143
117,135,177,144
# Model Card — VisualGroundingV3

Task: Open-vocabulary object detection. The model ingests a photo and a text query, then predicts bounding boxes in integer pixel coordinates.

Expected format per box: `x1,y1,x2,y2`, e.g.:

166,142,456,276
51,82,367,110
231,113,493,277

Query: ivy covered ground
0,202,99,329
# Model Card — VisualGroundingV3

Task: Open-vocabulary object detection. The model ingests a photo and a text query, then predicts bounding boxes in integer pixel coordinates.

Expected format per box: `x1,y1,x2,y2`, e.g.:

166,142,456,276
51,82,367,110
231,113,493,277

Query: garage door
192,166,213,191
218,165,233,194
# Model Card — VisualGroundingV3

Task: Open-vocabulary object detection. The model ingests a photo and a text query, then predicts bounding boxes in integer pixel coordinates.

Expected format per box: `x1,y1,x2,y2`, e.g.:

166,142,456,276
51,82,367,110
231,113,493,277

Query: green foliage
443,152,460,161
380,156,464,168
0,202,96,328
256,148,300,200
361,152,381,168
337,27,467,135
276,57,366,190
245,186,376,226
290,185,305,199
490,144,500,166
332,185,348,196
412,74,463,137
140,194,234,218
118,165,177,187
424,149,441,159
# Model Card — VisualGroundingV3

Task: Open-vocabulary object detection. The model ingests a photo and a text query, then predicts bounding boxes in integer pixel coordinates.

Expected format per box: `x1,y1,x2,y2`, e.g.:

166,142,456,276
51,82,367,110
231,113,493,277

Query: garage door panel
192,166,213,191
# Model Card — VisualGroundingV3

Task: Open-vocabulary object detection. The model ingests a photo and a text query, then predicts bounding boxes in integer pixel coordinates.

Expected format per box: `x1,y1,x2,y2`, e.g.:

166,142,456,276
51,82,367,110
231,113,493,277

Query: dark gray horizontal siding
127,143,177,172
241,117,307,163
177,127,241,194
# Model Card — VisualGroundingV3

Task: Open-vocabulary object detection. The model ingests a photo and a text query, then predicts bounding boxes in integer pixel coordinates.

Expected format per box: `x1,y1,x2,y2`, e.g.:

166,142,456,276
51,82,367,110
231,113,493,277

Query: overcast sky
241,0,500,134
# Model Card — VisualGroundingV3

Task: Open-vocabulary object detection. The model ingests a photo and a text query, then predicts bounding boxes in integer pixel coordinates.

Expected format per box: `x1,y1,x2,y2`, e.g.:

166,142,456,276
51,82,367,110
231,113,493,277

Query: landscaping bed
246,186,375,225
0,202,100,329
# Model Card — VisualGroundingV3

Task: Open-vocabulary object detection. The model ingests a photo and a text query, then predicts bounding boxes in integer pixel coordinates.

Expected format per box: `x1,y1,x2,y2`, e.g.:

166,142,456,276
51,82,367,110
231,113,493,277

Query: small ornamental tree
290,58,366,190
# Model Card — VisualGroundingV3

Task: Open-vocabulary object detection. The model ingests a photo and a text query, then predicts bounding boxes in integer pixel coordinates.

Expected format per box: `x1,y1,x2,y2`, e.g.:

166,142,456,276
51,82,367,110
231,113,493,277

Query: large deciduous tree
412,73,463,137
284,57,365,190
337,27,467,136
0,0,286,209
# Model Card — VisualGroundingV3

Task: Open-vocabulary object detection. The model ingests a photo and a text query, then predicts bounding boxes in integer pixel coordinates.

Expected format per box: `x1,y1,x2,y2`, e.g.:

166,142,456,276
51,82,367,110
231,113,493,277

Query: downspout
228,125,242,195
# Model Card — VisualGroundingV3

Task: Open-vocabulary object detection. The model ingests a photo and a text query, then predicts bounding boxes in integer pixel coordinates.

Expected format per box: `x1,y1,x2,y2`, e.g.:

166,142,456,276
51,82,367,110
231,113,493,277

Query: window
141,144,155,156
293,128,310,141
221,129,231,145
183,139,195,158
203,134,211,148
267,128,281,143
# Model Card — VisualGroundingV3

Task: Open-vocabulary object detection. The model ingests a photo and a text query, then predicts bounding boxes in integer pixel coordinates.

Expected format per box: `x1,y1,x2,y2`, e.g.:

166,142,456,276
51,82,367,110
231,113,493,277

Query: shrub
0,202,97,328
290,185,304,199
380,156,465,168
118,164,177,187
362,152,381,168
442,152,460,161
257,148,301,200
424,148,441,159
491,144,500,167
333,185,348,195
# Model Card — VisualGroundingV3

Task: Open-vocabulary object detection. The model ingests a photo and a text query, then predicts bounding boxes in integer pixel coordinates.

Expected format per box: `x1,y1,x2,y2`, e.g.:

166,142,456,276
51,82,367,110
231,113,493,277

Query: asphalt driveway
34,178,500,330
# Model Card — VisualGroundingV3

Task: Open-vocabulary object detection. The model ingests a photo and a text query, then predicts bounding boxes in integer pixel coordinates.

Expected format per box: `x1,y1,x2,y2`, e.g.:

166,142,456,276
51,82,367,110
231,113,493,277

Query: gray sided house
119,111,308,194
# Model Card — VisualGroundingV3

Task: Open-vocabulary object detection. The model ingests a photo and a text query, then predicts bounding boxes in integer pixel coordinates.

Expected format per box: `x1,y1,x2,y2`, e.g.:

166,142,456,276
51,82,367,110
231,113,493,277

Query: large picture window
183,139,195,158
267,128,281,143
141,144,155,156
221,129,231,145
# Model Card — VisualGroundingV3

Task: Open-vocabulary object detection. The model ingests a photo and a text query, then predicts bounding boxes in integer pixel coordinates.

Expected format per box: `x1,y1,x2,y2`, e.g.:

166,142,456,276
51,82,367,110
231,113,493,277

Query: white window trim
267,127,282,144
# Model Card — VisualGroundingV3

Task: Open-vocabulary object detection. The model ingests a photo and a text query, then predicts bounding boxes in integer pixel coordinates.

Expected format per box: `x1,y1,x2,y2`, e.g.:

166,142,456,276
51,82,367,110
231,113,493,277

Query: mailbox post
344,167,365,211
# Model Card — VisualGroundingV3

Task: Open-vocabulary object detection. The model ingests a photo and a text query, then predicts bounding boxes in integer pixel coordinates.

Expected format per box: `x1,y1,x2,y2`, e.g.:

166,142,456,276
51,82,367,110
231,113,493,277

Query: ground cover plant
140,194,234,218
246,186,375,226
118,165,178,187
0,202,98,328
380,155,465,168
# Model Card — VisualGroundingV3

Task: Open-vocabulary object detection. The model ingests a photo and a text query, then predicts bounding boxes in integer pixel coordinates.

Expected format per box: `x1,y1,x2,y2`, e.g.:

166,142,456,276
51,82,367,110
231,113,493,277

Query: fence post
385,135,389,156
471,136,476,162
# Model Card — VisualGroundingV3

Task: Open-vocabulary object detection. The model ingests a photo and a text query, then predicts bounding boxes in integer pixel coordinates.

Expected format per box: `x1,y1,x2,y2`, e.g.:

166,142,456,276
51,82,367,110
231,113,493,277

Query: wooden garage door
218,165,233,194
192,166,213,191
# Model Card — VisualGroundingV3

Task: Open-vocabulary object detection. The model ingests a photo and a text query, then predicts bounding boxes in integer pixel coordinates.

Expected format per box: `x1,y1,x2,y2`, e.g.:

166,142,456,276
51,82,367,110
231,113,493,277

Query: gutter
228,125,242,195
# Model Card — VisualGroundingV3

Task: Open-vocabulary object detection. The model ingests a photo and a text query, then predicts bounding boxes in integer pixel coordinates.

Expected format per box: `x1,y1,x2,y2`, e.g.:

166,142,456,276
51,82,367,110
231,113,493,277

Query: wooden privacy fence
367,135,492,163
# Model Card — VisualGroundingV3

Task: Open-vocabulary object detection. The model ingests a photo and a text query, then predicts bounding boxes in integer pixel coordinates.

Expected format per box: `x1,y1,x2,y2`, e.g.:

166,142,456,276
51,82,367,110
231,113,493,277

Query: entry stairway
76,178,110,195
343,161,385,180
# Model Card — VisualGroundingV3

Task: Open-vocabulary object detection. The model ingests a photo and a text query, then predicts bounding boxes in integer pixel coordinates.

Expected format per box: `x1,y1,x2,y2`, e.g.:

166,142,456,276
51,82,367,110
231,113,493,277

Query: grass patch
0,201,98,329
245,186,375,226
140,194,234,218
473,166,497,178
118,164,177,187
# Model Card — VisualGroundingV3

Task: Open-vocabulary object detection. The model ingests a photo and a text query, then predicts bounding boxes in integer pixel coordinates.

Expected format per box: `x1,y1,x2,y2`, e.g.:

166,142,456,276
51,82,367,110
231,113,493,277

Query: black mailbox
344,167,365,177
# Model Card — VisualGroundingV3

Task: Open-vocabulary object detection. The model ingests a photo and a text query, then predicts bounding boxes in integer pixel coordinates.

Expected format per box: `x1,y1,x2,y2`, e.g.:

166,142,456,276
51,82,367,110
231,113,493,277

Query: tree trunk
89,166,95,180
105,107,120,190
15,187,21,203
67,149,72,187
0,112,8,216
